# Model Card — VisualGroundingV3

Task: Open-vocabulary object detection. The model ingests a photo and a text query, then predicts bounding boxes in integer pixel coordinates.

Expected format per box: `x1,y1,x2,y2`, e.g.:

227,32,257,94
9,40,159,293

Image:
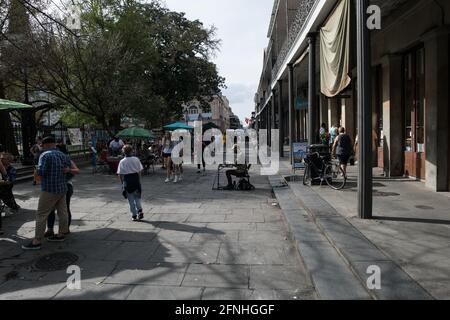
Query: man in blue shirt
22,136,72,250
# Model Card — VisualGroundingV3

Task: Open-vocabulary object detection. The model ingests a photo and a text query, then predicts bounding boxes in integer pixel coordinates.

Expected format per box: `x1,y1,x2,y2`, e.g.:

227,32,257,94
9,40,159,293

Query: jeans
127,190,142,217
47,184,73,230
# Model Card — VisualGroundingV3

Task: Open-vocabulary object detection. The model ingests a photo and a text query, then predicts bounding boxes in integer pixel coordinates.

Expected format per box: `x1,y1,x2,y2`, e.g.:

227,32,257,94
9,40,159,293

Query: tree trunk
0,81,19,156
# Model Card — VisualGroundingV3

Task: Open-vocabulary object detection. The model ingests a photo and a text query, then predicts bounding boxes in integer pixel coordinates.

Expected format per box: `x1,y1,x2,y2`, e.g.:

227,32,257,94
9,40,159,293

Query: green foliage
47,0,225,130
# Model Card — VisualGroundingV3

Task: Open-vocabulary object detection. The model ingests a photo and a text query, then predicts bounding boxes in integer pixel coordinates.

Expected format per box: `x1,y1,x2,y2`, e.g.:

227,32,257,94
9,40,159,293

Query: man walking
117,145,144,221
22,136,71,250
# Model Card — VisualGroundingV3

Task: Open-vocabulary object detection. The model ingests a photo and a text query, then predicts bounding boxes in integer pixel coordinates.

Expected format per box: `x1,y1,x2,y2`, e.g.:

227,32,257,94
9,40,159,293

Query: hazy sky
162,0,274,123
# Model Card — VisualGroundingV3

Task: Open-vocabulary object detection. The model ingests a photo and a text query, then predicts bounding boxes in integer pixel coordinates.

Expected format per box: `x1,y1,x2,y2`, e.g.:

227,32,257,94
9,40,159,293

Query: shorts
337,155,350,165
163,153,172,158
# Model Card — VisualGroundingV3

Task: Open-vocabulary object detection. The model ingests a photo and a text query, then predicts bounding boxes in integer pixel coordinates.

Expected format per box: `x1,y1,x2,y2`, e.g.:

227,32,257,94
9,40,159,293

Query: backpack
237,179,255,191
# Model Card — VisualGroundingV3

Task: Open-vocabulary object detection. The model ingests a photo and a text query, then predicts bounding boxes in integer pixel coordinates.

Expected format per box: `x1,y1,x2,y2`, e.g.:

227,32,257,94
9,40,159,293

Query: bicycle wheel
303,165,311,186
324,163,346,190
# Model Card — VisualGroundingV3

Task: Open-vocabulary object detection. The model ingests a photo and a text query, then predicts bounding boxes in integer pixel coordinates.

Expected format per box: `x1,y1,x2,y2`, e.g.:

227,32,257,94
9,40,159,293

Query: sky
162,0,274,124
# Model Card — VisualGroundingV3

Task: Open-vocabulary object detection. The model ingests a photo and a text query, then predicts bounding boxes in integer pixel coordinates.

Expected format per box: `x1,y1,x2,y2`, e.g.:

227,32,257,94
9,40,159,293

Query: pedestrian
329,124,339,149
30,136,43,185
117,145,144,221
0,153,20,214
319,123,329,145
22,136,72,250
173,136,184,183
89,142,98,174
197,140,207,174
332,127,353,179
44,144,80,238
109,136,125,156
162,132,175,183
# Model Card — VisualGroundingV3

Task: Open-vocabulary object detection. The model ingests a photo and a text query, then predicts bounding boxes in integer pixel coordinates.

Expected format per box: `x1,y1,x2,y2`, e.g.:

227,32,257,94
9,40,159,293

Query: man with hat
22,136,72,250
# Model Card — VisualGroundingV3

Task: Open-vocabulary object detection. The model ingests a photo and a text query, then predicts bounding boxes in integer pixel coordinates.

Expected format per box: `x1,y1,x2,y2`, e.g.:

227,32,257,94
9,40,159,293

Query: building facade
183,94,240,132
254,0,450,192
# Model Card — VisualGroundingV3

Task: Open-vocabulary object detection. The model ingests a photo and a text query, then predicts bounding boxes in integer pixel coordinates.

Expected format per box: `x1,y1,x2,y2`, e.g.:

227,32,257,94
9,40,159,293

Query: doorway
403,47,426,180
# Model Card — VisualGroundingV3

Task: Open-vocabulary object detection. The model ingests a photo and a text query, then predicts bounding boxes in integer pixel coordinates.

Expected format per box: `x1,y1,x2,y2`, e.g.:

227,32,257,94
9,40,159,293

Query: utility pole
356,0,373,219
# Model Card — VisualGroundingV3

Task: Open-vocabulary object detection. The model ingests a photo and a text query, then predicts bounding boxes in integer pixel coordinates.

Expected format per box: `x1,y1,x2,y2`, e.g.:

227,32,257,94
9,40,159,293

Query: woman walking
44,144,80,238
118,145,144,221
162,132,175,183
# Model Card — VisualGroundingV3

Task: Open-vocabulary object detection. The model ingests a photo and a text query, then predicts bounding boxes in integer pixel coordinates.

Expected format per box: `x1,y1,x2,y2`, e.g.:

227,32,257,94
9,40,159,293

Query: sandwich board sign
293,141,308,172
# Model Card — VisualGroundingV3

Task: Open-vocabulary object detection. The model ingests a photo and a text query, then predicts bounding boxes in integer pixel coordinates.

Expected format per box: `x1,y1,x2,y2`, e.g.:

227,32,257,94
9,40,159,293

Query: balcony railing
271,0,318,80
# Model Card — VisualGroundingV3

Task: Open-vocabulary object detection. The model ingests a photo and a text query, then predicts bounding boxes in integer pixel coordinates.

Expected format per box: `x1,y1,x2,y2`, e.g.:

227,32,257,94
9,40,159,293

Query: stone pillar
278,80,284,157
423,27,449,192
320,95,328,129
342,97,355,142
381,55,403,177
328,98,340,128
308,33,318,144
288,64,295,163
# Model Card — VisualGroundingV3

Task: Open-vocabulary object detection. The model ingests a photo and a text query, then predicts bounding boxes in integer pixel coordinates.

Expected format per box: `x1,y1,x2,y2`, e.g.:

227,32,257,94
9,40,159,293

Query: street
0,165,316,300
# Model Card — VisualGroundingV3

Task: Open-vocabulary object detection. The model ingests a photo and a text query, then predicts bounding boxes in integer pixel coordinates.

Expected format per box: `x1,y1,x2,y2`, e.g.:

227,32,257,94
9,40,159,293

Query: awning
0,99,33,111
320,0,351,97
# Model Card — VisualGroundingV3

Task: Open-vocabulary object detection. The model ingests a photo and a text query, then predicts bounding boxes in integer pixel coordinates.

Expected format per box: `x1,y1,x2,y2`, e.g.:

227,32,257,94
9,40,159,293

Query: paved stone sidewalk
0,165,316,300
276,160,450,300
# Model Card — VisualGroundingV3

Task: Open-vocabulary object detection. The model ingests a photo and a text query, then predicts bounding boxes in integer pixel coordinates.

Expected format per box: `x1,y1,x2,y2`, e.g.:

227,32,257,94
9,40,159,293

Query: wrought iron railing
271,0,318,80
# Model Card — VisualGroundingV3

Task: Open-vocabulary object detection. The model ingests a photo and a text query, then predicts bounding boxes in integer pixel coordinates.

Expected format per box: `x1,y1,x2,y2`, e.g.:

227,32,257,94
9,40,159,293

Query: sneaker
165,178,170,183
223,184,234,191
138,211,144,221
44,230,55,238
173,176,178,183
197,170,201,174
178,176,183,182
22,241,42,251
47,235,66,242
132,216,138,222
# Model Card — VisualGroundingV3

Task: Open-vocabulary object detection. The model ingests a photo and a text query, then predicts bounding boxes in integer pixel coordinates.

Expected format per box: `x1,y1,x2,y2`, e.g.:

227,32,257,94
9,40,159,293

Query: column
423,27,449,191
356,0,372,219
288,64,295,163
308,33,318,145
381,55,403,177
328,98,340,129
271,92,276,148
342,97,355,141
320,95,328,129
278,80,285,157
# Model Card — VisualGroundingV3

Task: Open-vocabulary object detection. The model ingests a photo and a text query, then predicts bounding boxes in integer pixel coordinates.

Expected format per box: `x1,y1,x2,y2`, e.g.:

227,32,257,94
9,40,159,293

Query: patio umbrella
163,122,194,131
117,127,155,139
0,99,33,111
202,122,220,131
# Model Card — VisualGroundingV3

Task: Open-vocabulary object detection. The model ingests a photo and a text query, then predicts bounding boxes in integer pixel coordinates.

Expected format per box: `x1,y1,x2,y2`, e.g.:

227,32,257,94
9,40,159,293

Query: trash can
305,145,331,184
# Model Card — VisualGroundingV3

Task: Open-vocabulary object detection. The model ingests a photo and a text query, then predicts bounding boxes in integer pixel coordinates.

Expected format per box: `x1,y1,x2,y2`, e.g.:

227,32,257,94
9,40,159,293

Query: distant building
183,94,237,132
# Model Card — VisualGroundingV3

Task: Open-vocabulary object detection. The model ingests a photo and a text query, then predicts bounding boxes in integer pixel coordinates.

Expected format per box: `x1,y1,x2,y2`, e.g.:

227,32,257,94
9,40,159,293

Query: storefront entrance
403,47,426,180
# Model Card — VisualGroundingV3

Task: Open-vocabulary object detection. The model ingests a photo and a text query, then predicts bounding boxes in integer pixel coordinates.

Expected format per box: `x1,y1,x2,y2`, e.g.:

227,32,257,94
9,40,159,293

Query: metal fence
12,122,111,158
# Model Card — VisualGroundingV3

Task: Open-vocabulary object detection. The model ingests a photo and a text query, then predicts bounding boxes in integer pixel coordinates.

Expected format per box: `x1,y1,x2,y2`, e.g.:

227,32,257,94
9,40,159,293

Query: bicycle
302,152,347,190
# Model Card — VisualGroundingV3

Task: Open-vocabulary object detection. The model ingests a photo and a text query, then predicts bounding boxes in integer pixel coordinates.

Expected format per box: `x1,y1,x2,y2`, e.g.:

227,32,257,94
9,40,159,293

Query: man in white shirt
117,145,144,221
109,137,125,156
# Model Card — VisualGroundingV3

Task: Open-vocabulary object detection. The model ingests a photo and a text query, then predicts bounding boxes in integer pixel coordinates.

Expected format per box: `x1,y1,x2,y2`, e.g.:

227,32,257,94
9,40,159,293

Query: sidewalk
0,164,315,300
272,159,449,300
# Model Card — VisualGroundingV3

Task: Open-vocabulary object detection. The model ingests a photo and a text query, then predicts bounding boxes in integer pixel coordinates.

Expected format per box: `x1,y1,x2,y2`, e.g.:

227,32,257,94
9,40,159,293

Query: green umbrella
0,99,33,111
163,122,194,131
202,122,220,131
117,127,155,139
